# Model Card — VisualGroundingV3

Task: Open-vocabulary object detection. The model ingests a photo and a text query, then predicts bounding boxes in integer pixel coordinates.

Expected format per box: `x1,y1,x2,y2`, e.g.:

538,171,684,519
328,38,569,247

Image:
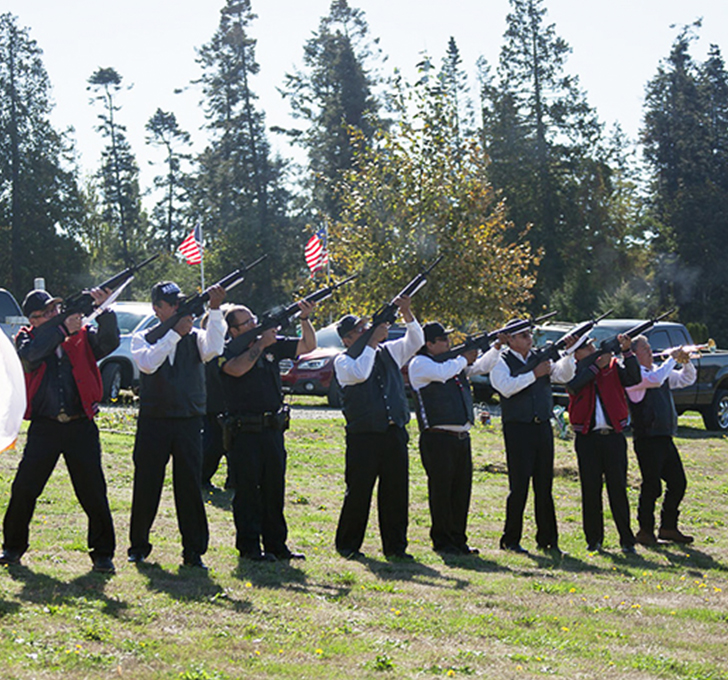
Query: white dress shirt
625,357,697,404
490,348,576,399
131,309,225,374
334,319,424,386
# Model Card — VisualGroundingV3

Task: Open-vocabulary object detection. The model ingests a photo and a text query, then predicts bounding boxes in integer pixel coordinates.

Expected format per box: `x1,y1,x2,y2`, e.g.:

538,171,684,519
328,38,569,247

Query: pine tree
0,13,87,294
87,67,145,269
146,108,191,252
193,0,296,309
280,0,385,220
480,0,621,317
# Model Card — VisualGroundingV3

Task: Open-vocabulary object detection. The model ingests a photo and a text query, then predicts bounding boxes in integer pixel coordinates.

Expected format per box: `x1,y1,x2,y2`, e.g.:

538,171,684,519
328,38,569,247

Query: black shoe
500,542,528,554
182,554,208,570
338,549,365,560
539,544,563,557
0,550,22,566
239,552,277,562
385,552,414,562
127,552,146,564
92,556,116,573
587,542,602,552
273,550,306,561
621,544,637,555
461,546,480,556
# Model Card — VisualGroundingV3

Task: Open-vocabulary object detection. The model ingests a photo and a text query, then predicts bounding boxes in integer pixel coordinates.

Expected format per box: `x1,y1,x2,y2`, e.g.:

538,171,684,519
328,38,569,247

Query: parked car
0,288,27,340
280,322,407,407
97,301,157,402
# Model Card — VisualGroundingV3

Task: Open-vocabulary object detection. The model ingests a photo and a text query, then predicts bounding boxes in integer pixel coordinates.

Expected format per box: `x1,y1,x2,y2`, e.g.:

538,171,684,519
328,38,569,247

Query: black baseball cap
337,314,364,339
151,281,185,305
22,289,62,317
423,321,452,343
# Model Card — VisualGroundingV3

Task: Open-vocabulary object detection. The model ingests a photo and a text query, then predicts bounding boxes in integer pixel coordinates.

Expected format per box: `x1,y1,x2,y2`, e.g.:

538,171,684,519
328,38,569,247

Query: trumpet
652,340,716,361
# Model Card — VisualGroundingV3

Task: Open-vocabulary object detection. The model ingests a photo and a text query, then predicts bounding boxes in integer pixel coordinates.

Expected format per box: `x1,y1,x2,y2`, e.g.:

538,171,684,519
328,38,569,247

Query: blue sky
9,0,728,196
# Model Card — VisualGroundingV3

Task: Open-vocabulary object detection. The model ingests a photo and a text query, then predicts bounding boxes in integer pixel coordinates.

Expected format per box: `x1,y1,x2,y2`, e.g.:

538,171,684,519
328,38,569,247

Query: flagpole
199,221,206,290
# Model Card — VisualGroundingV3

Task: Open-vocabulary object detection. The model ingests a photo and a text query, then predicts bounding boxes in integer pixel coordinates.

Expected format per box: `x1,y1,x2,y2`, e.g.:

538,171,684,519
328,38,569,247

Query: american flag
304,228,328,274
178,223,204,265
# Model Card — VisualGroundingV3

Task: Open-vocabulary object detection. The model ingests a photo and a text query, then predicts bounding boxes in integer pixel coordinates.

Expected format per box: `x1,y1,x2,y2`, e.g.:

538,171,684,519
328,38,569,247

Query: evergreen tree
643,25,728,342
145,108,191,252
328,68,536,328
0,13,87,294
280,0,384,219
480,0,630,318
88,67,145,269
193,0,297,309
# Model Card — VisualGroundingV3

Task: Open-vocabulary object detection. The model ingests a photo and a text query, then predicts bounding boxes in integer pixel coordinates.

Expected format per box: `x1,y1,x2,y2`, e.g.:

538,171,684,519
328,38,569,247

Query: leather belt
593,428,613,435
54,412,85,423
428,428,470,440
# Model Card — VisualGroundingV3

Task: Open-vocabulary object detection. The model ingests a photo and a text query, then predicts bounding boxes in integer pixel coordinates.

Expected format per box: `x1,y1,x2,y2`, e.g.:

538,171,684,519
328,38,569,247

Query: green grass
0,407,727,679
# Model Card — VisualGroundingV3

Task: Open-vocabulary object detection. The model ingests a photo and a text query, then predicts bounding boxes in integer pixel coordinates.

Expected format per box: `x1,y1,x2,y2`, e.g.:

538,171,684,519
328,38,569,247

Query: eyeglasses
514,330,532,338
30,306,59,321
230,316,257,330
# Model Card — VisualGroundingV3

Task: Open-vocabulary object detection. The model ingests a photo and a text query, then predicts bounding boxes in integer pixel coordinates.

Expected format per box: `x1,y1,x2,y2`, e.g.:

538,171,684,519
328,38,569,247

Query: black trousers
419,430,472,552
228,428,289,557
335,426,409,557
501,420,558,549
202,413,232,487
2,418,115,559
575,431,634,547
128,416,208,560
633,435,687,532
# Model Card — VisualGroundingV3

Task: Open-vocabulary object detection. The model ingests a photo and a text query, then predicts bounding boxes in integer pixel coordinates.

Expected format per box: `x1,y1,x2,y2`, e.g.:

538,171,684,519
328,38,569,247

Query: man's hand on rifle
174,316,194,337
464,348,479,365
533,361,551,378
618,333,632,353
394,294,414,323
89,286,112,307
562,334,578,351
298,299,315,320
64,313,83,335
258,327,278,349
207,284,226,310
368,323,389,348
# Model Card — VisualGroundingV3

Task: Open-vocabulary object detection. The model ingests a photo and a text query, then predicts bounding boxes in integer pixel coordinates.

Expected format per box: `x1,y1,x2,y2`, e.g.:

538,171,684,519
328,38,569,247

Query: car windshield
115,309,151,335
316,325,344,349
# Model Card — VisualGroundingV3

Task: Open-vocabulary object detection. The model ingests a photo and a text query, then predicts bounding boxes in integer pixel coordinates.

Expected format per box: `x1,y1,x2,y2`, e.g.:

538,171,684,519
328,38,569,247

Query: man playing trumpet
626,337,697,545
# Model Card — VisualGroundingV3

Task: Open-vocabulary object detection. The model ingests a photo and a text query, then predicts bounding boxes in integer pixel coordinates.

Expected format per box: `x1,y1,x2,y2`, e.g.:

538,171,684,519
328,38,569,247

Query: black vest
414,366,473,430
629,381,678,438
139,332,206,418
499,351,553,423
342,347,409,433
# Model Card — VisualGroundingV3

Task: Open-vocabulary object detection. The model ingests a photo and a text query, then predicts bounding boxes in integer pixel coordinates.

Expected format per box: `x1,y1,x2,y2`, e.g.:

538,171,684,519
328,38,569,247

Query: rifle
345,255,444,359
432,311,558,363
50,253,161,327
510,309,613,376
225,274,357,358
144,255,267,345
594,309,675,358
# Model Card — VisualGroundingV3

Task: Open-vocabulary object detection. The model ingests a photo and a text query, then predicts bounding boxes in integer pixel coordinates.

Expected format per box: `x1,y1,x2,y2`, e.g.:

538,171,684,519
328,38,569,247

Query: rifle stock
345,255,443,359
225,275,357,358
144,255,267,345
50,253,161,327
432,311,558,363
511,309,612,376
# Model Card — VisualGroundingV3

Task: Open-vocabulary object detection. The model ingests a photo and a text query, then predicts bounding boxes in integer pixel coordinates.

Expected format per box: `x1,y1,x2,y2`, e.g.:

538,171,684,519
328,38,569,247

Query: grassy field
0,403,726,680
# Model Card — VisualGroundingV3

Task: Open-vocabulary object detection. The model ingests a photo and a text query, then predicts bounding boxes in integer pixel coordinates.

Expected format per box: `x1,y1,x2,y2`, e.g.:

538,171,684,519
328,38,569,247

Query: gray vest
629,381,678,438
499,351,553,423
342,347,409,433
139,332,206,418
414,367,473,429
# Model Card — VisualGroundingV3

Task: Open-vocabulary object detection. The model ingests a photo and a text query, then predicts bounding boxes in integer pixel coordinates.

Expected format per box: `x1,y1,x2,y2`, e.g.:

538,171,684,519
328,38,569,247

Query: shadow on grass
132,561,252,611
622,542,728,573
6,565,128,616
675,426,727,440
203,487,234,512
233,558,308,589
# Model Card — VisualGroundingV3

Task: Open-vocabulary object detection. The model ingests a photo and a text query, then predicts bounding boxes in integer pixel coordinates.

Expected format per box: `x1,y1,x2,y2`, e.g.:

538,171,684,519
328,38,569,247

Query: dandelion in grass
631,603,641,609
316,648,323,655
569,587,576,593
245,582,252,588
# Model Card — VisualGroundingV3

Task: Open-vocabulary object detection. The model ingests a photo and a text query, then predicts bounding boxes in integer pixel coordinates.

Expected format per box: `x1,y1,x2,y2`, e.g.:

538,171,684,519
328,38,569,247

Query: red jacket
568,358,630,434
23,326,103,420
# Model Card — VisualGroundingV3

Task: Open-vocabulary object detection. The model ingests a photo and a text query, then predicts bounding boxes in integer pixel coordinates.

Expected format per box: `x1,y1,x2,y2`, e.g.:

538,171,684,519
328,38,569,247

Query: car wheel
702,388,728,432
327,376,343,408
101,363,123,403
